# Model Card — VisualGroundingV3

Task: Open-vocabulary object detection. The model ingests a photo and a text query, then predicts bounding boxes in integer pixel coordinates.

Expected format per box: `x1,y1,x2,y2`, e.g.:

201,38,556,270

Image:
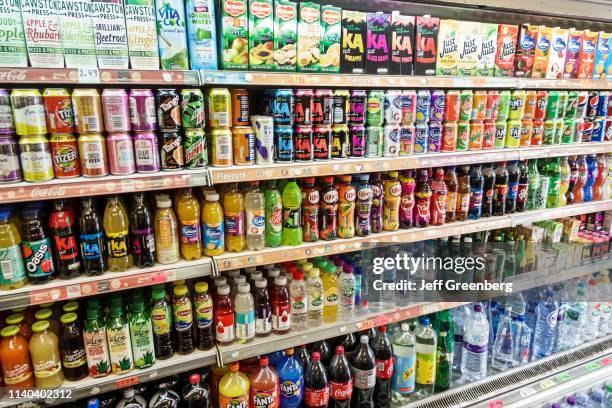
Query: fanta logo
583,40,596,54
275,4,295,20
253,393,275,406
223,0,245,17
300,6,319,23
520,35,536,50
280,381,300,396
321,9,340,25
344,189,356,202
537,36,551,51
323,190,338,203
567,38,581,53
250,1,271,18
224,399,247,408
357,188,372,201
552,37,566,52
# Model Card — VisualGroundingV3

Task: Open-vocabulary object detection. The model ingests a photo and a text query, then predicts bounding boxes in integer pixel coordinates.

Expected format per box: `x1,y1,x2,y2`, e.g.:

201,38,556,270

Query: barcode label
111,115,127,130
0,260,13,280
84,116,100,127
215,112,229,126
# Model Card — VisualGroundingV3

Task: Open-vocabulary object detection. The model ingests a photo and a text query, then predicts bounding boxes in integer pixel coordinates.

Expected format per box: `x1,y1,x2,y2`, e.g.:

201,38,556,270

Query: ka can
313,124,332,160
295,89,314,125
273,89,295,126
78,133,108,177
160,131,184,170
494,121,507,149
348,90,366,125
19,134,54,182
471,91,487,121
415,90,431,124
468,120,484,150
505,119,522,148
430,90,445,123
275,125,294,162
207,88,232,128
129,89,157,131
180,89,205,129
482,120,496,149
520,119,533,146
331,124,349,159
102,89,131,132
133,131,160,173
11,89,47,136
250,115,274,164
400,90,417,124
0,90,15,135
441,121,457,152
592,117,606,142
210,127,232,166
523,90,537,120
0,135,22,183
156,89,181,130
384,90,402,124
485,91,500,121
497,90,511,121
508,90,526,120
365,126,383,158
72,89,103,133
49,133,80,178
106,132,135,175
232,126,255,165
444,90,460,122
312,89,333,125
534,91,548,120
295,125,314,161
458,90,473,122
230,89,249,126
349,124,366,158
184,128,208,168
383,124,400,157
428,121,442,153
43,88,75,134
366,90,384,126
332,89,349,124
399,124,414,155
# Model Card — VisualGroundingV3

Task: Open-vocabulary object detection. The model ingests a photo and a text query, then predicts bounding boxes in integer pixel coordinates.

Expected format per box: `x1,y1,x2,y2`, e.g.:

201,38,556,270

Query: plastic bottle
574,155,588,203
328,345,352,408
390,323,415,403
323,264,339,323
585,278,602,341
605,385,612,408
219,362,250,408
48,200,81,279
278,347,304,407
337,175,356,239
456,166,471,221
290,271,308,330
154,195,180,264
106,304,133,375
214,284,235,344
83,306,111,378
103,195,132,271
414,169,432,228
307,268,324,326
398,170,416,229
304,352,329,407
223,183,246,252
338,264,356,316
193,282,214,350
491,307,514,370
370,173,384,233
172,285,194,355
116,388,146,408
182,373,210,408
282,180,303,246
532,289,559,359
513,314,531,365
558,156,571,206
372,326,393,406
129,300,155,369
202,193,225,256
590,388,605,408
129,193,155,268
584,154,597,202
444,166,459,223
149,382,180,408
414,317,436,398
264,181,283,247
272,276,291,333
302,178,320,242
150,285,174,359
526,159,540,210
245,182,266,251
312,339,334,366
546,157,562,208
493,162,509,216
177,188,202,259
468,165,484,220
235,282,256,343
351,335,377,406
250,356,279,407
21,205,55,283
461,304,489,381
451,305,470,372
383,171,402,231
506,161,520,213
434,331,452,392
254,278,272,336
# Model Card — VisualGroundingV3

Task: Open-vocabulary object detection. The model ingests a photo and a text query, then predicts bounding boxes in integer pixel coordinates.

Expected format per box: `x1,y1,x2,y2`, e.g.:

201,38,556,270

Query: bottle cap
322,176,334,183
214,276,227,286
152,288,167,300
238,283,250,293
250,271,263,281
217,284,230,296
309,268,320,277
312,352,321,361
343,264,354,274
260,357,269,366
63,301,79,313
268,268,280,278
205,193,219,201
234,275,247,285
60,312,78,324
334,258,344,268
123,388,135,399
359,174,369,182
378,325,387,333
35,309,52,320
227,269,241,278
32,320,50,333
189,374,200,385
301,262,313,272
326,264,337,274
86,307,101,319
293,271,304,280
244,266,257,273
400,323,410,331
388,170,399,178
0,325,19,337
255,278,268,288
304,177,315,184
275,276,287,286
87,399,100,408
473,304,483,313
360,335,369,344
195,282,209,293
39,302,54,308
6,314,23,325
173,285,188,297
131,302,145,312
335,346,344,355
156,196,172,207
419,316,430,325
286,348,294,355
229,362,239,372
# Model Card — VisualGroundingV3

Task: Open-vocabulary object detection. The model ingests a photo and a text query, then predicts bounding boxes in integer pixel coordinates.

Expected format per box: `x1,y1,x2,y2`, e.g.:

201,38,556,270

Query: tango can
156,89,181,130
441,121,457,152
160,131,184,170
444,90,460,122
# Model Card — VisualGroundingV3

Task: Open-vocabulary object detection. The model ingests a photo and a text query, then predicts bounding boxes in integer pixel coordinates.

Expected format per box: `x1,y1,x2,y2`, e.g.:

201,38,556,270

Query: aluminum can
557,91,569,118
520,119,533,147
565,90,580,119
0,135,22,182
232,126,255,165
349,124,366,158
441,121,457,152
471,91,487,121
107,132,135,175
458,90,473,122
210,127,233,166
365,126,382,158
383,124,401,157
493,121,507,149
102,89,131,132
542,119,556,145
180,88,205,129
0,89,15,135
384,90,402,124
184,128,208,168
230,89,249,126
534,91,548,120
78,133,108,177
331,124,349,159
531,120,543,146
250,115,274,164
505,119,521,148
312,89,333,125
332,89,349,124
523,90,537,120
19,134,54,181
497,90,511,121
592,117,606,142
160,131,184,170
553,118,563,144
207,88,232,128
456,121,470,151
400,90,417,124
11,89,47,136
576,91,589,118
128,89,157,131
546,90,560,119
133,131,160,173
427,121,441,153
482,120,496,149
561,118,577,144
604,119,612,141
413,123,427,154
485,91,500,121
156,89,181,130
348,90,366,125
275,125,294,162
574,118,585,143
365,90,384,126
295,89,314,125
43,88,75,134
415,90,430,123
295,125,314,161
49,133,80,178
430,90,445,122
313,124,332,160
261,89,274,116
596,91,609,117
444,90,460,122
508,90,526,120
580,118,593,143
72,88,103,133
273,89,295,126
399,124,414,155
468,120,484,150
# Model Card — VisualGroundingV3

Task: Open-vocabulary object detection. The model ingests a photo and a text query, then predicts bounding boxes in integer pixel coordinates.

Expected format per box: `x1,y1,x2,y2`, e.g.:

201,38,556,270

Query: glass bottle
0,325,34,388
59,312,88,381
29,320,64,388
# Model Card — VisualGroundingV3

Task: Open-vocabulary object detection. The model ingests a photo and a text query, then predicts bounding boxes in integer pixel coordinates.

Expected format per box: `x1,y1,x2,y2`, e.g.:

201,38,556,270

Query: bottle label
107,326,133,373
508,181,518,200
266,204,282,234
3,363,32,385
83,328,111,377
495,183,508,199
62,347,87,369
214,312,235,342
236,310,255,340
283,206,301,229
173,299,193,331
225,212,244,236
517,183,529,202
0,244,26,285
203,222,224,251
280,378,303,403
130,227,155,257
351,366,376,389
340,279,355,310
329,380,352,401
250,385,278,408
195,298,213,329
324,286,339,308
247,210,265,236
392,354,415,394
458,193,470,213
157,214,177,249
130,319,155,369
309,292,323,312
272,304,291,331
22,238,54,278
415,353,435,384
106,231,129,258
219,393,248,408
446,191,457,213
33,358,62,378
151,305,172,335
291,298,307,316
134,139,154,165
470,189,483,209
80,232,104,261
304,387,329,407
376,357,394,379
255,303,272,334
180,220,201,245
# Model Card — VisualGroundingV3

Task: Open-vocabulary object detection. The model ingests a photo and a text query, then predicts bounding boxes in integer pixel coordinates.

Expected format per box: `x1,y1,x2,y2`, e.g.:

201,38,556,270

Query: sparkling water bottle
391,323,416,403
491,307,514,370
460,304,489,381
532,289,559,360
584,278,601,341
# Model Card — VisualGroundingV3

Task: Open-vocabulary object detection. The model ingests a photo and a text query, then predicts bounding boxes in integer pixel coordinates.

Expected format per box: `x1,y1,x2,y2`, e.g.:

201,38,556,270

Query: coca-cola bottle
506,161,520,214
329,346,352,408
398,170,415,229
297,344,311,369
482,164,496,217
516,160,530,212
414,170,431,228
468,165,484,220
337,332,358,361
350,335,376,408
310,340,333,366
371,326,393,408
444,167,458,223
304,352,329,407
49,199,81,278
567,156,578,205
430,169,447,226
79,197,106,276
493,162,509,216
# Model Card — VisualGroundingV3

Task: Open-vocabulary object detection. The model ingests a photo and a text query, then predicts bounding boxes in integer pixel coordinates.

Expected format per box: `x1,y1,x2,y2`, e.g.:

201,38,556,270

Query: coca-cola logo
275,4,295,20
250,1,271,18
344,189,356,201
0,70,27,81
31,186,66,198
223,0,245,17
300,6,319,23
323,190,338,203
321,9,340,25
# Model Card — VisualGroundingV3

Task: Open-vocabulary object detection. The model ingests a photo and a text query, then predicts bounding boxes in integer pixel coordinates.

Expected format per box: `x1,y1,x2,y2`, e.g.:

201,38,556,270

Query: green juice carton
297,1,320,72
124,0,160,70
319,4,341,73
248,0,273,70
155,0,189,69
273,0,296,71
56,0,98,68
91,0,129,69
219,0,248,70
20,0,64,67
0,0,28,67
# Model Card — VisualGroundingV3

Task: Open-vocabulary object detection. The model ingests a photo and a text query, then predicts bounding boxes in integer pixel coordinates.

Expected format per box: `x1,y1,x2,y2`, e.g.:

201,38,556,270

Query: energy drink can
231,126,255,165
428,121,442,152
534,91,548,120
482,120,495,149
102,89,131,132
348,90,366,125
471,91,487,121
11,89,47,136
160,131,184,170
444,90,460,122
508,90,526,120
129,89,157,132
261,89,274,116
505,119,521,148
49,133,80,178
430,90,445,122
365,126,383,158
156,89,181,130
43,88,75,134
133,131,160,173
107,132,135,175
0,135,22,183
275,125,294,162
592,117,606,142
415,90,430,123
542,119,556,145
468,120,484,150
485,90,500,121
458,90,473,122
295,89,314,125
19,135,54,182
210,127,232,166
78,133,108,177
366,90,384,126
184,128,208,168
230,89,250,126
313,124,332,160
520,119,532,146
313,89,333,125
384,90,402,124
0,90,14,135
207,88,232,128
180,88,205,129
273,89,295,126
399,124,414,155
531,120,543,146
523,90,537,120
400,90,417,124
251,115,274,164
72,89,104,134
349,124,366,157
441,121,457,152
456,121,470,151
494,121,507,149
295,125,314,161
331,124,349,159
561,118,577,144
332,89,349,124
383,123,400,157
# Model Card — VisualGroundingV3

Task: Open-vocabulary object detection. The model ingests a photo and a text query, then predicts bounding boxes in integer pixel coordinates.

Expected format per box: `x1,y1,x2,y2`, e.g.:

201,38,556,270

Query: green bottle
264,181,282,248
83,307,111,378
526,159,540,210
515,236,527,274
282,180,303,246
129,300,156,369
546,157,561,208
432,310,454,356
107,304,133,374
434,331,451,392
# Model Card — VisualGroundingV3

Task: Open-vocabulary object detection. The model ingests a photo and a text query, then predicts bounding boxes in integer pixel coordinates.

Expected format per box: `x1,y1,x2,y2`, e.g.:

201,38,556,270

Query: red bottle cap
335,346,344,355
293,270,304,280
379,325,387,333
312,352,320,361
260,357,269,366
189,374,200,384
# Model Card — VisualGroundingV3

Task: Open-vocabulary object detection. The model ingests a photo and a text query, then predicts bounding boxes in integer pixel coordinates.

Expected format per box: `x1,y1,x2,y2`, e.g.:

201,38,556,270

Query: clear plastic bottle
338,264,356,316
235,282,255,343
491,307,514,370
254,278,272,336
451,304,470,372
391,323,415,403
532,289,559,359
154,195,180,264
116,388,146,408
584,278,602,341
460,304,489,381
558,287,587,350
103,195,132,272
307,268,324,326
513,315,532,365
415,316,436,399
322,264,339,323
0,207,27,289
605,384,612,408
290,270,307,331
272,276,291,333
245,182,266,251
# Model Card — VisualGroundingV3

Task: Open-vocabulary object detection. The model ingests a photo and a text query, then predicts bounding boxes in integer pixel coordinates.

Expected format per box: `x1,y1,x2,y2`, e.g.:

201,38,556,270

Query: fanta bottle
219,362,250,407
245,182,265,251
249,357,279,407
383,171,402,231
301,178,320,242
322,264,339,323
370,173,384,233
0,207,27,289
398,170,416,229
224,183,245,252
573,155,587,203
282,180,303,246
264,181,283,248
202,193,225,256
278,348,304,407
319,177,338,241
103,195,132,271
177,188,202,260
154,195,180,264
337,175,356,239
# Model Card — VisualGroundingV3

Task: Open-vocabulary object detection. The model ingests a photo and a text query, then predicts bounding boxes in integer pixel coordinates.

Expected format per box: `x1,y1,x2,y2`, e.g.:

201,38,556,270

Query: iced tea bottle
154,195,180,264
337,175,356,239
383,171,402,231
172,285,195,355
0,325,34,389
202,193,225,256
29,320,64,388
319,176,338,240
193,282,214,350
103,195,132,272
150,285,174,359
301,178,320,242
214,284,235,344
224,184,246,252
177,188,203,260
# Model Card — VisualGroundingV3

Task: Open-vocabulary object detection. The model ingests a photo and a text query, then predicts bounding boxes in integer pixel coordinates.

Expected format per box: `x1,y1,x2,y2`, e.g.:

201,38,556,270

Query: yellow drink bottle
218,362,249,407
154,196,180,264
223,183,245,252
177,188,202,260
383,171,402,231
0,208,27,289
558,157,571,207
103,195,132,272
202,193,225,256
322,263,339,323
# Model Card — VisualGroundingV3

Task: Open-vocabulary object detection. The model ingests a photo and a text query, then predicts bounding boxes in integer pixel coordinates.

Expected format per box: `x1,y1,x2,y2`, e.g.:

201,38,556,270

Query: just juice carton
273,0,297,71
320,5,341,73
57,0,98,68
124,0,160,70
457,21,479,77
390,11,414,75
297,1,320,72
155,0,189,69
577,30,598,79
341,9,365,74
91,0,129,69
477,22,498,77
607,35,612,79
414,15,439,76
532,25,552,78
219,0,249,70
21,0,64,68
248,0,273,71
435,19,458,76
546,27,569,79
494,24,518,77
514,24,538,77
593,31,611,79
0,0,28,67
366,12,390,75
562,28,582,79
186,0,218,70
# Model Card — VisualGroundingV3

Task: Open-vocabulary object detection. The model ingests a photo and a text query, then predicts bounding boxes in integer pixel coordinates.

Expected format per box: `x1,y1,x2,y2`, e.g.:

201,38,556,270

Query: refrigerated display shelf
0,68,200,85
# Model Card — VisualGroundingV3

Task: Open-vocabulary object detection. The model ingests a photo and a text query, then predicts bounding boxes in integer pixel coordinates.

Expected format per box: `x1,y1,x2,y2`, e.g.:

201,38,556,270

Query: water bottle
524,288,540,349
532,288,559,360
415,316,437,399
506,291,527,317
391,323,416,403
492,307,514,370
575,392,590,408
606,384,612,408
461,304,489,381
553,284,567,353
561,396,577,407
598,273,611,337
512,315,531,365
558,288,588,350
451,305,470,372
382,248,397,306
585,278,602,341
590,388,605,408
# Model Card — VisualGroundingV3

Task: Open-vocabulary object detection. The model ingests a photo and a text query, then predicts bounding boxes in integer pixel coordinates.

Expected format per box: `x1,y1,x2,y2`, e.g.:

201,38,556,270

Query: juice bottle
193,282,214,350
444,167,458,223
106,304,134,374
172,285,194,355
250,356,280,407
129,193,156,268
29,320,63,388
399,170,416,229
154,195,180,264
370,173,384,233
337,175,356,239
245,182,266,251
322,264,339,323
264,181,283,248
59,312,88,381
34,308,60,337
307,268,324,326
83,307,111,378
219,362,249,407
224,183,246,252
6,314,31,341
415,169,432,228
282,180,303,246
129,300,155,369
103,195,132,272
319,176,339,241
202,193,225,256
177,188,202,260
558,156,571,206
301,178,320,242
79,198,107,275
235,282,256,343
383,171,402,231
21,204,55,283
430,168,448,226
0,325,34,389
272,276,291,333
49,200,81,279
355,174,373,237
214,284,235,344
254,278,272,336
150,285,174,359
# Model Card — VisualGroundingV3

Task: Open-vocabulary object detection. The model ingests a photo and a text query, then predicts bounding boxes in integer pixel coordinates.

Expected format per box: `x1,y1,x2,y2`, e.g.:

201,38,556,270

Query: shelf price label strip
0,68,201,85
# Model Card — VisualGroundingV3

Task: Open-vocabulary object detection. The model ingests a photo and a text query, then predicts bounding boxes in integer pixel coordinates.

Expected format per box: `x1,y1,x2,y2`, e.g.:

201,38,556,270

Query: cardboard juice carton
514,24,538,77
0,0,28,67
366,12,390,75
577,30,598,79
155,0,189,70
248,0,274,70
186,0,218,70
414,15,439,76
532,25,552,78
219,0,249,70
593,31,611,79
57,0,98,68
390,12,414,75
297,1,320,72
493,24,518,77
457,21,479,77
341,9,365,74
546,27,569,79
124,0,159,70
562,28,583,79
273,0,297,71
21,0,64,68
91,0,129,69
607,35,612,80
435,19,458,76
320,5,341,73
477,22,498,77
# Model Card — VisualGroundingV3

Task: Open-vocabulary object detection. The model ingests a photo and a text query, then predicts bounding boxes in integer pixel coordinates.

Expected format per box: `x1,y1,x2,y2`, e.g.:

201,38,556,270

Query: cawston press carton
219,0,248,70
477,22,498,77
91,0,129,69
248,0,273,71
366,12,390,75
546,27,569,79
562,28,582,79
532,25,552,78
414,15,439,76
514,24,538,77
57,0,98,68
494,24,518,77
186,0,218,70
297,2,320,72
390,12,414,75
124,0,159,70
21,0,64,68
320,5,341,73
155,0,189,69
435,19,458,76
273,0,297,71
593,32,611,79
457,21,479,77
341,9,365,74
577,30,598,79
0,0,28,67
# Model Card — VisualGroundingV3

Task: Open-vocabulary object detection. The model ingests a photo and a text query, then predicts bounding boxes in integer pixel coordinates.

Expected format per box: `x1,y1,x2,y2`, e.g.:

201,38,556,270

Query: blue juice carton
186,0,218,69
593,31,611,79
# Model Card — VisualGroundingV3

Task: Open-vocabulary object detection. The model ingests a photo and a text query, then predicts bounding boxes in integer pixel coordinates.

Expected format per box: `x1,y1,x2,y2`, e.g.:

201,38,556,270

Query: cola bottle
468,165,484,220
567,156,578,205
414,169,431,228
337,332,358,361
49,199,81,278
297,344,311,369
506,161,520,214
310,340,333,366
79,197,107,276
371,326,393,408
516,160,530,212
350,335,376,408
493,162,509,216
304,352,329,407
482,164,496,217
129,193,156,268
329,346,352,408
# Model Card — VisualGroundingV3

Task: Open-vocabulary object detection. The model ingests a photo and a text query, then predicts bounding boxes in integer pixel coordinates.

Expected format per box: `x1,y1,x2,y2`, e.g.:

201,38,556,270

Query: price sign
487,400,503,408
116,375,139,389
78,68,100,83
554,373,572,382
539,379,556,390
585,362,601,371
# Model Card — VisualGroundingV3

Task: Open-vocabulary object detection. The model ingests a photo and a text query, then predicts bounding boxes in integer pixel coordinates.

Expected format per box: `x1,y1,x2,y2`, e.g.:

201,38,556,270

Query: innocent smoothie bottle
29,321,63,388
224,184,246,252
202,193,225,256
219,362,249,407
0,207,27,289
103,195,132,272
322,264,339,323
0,325,34,389
337,175,356,239
177,188,202,260
155,195,180,264
383,171,402,231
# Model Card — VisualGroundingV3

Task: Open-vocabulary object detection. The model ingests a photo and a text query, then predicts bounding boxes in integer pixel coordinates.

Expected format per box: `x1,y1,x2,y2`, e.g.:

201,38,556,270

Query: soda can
49,133,80,178
430,90,445,122
482,120,496,149
232,126,255,165
596,91,609,117
505,119,521,148
313,124,332,160
19,135,54,182
497,90,511,121
312,89,333,125
332,89,349,125
428,121,442,153
273,89,295,126
43,88,75,134
561,118,577,144
415,90,431,123
553,118,563,144
441,121,457,152
545,91,560,120
531,119,543,146
508,90,526,120
365,126,383,158
523,90,537,120
458,90,473,122
156,89,181,130
78,133,108,177
444,90,460,122
592,116,606,142
295,125,314,161
106,132,135,175
471,91,487,121
72,89,105,133
260,89,274,116
399,124,414,155
230,89,250,126
565,90,579,119
485,91,500,121
207,88,232,128
275,125,294,162
210,128,233,166
384,90,402,124
11,89,47,136
468,120,484,150
295,89,314,125
557,91,569,118
534,91,548,120
494,120,507,149
365,90,384,126
129,89,157,132
348,90,366,125
0,135,22,182
331,124,349,159
574,118,584,143
456,121,470,151
542,119,556,144
100,89,130,133
580,117,593,143
576,91,589,118
349,124,366,158
0,89,15,135
520,119,532,146
605,118,612,142
250,115,274,164
383,124,401,157
413,122,428,154
400,90,417,124
133,131,160,173
160,131,184,170
184,128,208,169
180,89,205,129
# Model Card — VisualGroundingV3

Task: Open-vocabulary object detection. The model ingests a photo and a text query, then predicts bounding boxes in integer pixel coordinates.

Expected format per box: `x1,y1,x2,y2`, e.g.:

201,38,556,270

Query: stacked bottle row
552,386,612,408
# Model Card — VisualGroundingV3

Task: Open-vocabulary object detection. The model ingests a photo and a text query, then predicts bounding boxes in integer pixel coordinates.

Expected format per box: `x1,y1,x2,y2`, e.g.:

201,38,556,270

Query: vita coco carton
124,0,159,70
219,0,248,70
273,0,297,71
248,0,274,71
91,0,129,69
20,0,64,68
297,1,320,72
319,5,341,73
0,0,28,67
155,0,189,70
56,0,98,68
457,21,479,77
186,0,218,70
436,19,458,76
477,22,498,77
340,9,365,74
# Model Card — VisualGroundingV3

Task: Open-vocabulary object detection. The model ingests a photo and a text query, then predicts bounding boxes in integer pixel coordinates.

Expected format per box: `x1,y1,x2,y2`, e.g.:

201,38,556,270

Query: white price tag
78,68,100,83
66,284,82,299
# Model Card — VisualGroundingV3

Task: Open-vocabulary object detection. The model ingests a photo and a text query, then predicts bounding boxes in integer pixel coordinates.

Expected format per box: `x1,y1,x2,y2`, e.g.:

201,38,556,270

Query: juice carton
219,0,249,70
532,25,552,78
457,21,480,77
155,0,189,69
21,0,64,68
340,9,365,74
56,0,97,68
562,28,583,79
366,12,390,75
477,22,498,77
0,0,28,67
186,0,218,70
435,19,458,76
248,0,273,70
414,15,439,76
273,0,297,71
390,12,414,75
593,31,611,79
124,0,160,70
607,36,612,80
493,24,518,77
514,24,538,77
577,30,598,79
297,1,320,72
546,27,569,79
91,0,129,69
320,5,341,73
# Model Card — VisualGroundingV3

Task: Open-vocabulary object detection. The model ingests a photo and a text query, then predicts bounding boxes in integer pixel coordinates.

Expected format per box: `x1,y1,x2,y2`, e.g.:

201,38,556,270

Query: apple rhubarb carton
457,21,479,77
366,12,390,75
435,19,458,76
414,15,438,76
477,23,498,77
248,0,273,71
546,27,569,79
340,9,365,74
531,25,552,78
21,0,64,68
576,30,598,79
593,31,611,79
493,24,518,77
390,11,414,75
320,5,341,73
273,0,297,71
562,28,582,79
514,24,538,77
0,0,27,67
219,0,249,70
297,1,320,72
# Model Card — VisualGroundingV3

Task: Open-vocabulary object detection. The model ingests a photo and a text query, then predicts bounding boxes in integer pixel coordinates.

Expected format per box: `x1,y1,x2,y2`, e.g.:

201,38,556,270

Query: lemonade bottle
202,193,225,256
322,264,339,323
103,196,132,272
383,171,402,231
0,207,27,289
218,362,249,407
337,175,356,239
154,195,180,264
223,183,245,252
282,180,303,246
177,188,202,260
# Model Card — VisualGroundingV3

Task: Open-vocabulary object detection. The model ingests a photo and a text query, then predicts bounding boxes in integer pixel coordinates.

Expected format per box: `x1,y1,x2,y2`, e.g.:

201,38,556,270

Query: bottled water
382,249,397,306
461,304,489,381
451,304,471,372
512,315,531,365
306,268,323,326
492,307,514,370
532,289,559,360
391,323,416,403
414,317,436,399
525,288,541,350
490,303,505,350
598,272,610,337
338,264,356,315
575,393,590,408
590,388,604,407
553,284,567,353
557,288,588,350
584,278,602,341
506,291,527,317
